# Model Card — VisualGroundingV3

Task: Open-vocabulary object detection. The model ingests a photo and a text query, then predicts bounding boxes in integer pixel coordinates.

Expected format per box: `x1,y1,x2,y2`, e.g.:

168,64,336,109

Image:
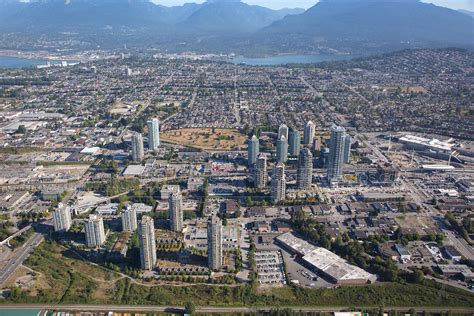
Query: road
443,230,474,261
0,232,44,287
0,225,32,247
0,304,473,314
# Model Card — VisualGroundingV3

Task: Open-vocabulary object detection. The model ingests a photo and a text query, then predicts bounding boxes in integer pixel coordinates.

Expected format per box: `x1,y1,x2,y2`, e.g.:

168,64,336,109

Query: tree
185,301,196,315
413,269,424,284
16,125,27,134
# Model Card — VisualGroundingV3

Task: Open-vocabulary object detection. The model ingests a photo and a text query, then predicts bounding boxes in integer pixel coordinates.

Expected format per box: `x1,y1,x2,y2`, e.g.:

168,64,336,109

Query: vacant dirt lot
161,128,247,150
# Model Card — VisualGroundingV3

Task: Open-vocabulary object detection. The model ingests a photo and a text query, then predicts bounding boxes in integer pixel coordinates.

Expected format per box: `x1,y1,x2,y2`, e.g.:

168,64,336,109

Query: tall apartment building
85,214,106,248
276,136,288,163
139,215,157,271
207,215,222,271
297,148,313,190
147,118,160,151
271,163,286,204
168,191,183,232
288,130,301,156
131,132,144,162
248,135,259,167
343,134,352,164
53,203,72,232
304,121,316,146
254,154,268,189
121,206,137,232
327,124,347,183
278,124,289,140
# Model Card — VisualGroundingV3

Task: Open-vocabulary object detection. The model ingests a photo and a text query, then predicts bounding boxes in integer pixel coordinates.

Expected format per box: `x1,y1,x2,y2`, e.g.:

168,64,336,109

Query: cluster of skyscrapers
52,183,223,273
248,121,351,203
131,118,161,161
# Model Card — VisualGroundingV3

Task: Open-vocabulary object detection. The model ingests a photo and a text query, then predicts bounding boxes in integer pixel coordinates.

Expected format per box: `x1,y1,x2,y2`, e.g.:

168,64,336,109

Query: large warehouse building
276,232,376,285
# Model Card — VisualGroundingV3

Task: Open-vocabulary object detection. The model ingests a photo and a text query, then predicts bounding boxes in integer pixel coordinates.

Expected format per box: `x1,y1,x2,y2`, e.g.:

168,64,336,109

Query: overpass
0,225,31,247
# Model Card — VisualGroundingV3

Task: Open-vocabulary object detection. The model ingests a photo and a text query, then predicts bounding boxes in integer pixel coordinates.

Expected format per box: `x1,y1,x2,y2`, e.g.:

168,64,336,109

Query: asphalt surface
0,232,44,287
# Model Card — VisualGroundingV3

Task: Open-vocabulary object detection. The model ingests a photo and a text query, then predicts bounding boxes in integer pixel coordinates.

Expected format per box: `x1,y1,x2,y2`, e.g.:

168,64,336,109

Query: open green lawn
2,241,473,308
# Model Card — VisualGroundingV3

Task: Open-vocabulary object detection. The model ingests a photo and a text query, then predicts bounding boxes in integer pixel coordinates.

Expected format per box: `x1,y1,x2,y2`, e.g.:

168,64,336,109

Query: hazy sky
151,0,474,11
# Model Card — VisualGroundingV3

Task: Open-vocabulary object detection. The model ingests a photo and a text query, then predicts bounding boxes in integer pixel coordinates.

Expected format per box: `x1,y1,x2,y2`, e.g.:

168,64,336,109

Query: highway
0,224,32,247
0,304,473,314
0,232,44,287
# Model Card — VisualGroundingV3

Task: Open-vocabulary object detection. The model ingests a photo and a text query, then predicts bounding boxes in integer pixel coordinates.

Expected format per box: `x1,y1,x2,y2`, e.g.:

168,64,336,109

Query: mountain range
0,0,472,56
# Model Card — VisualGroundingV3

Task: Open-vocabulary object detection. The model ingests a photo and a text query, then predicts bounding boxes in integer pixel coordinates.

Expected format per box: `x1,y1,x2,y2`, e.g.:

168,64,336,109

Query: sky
151,0,474,11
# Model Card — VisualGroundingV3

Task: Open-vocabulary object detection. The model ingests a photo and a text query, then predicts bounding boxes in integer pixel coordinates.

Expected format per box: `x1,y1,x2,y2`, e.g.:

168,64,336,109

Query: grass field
161,128,247,151
2,241,473,308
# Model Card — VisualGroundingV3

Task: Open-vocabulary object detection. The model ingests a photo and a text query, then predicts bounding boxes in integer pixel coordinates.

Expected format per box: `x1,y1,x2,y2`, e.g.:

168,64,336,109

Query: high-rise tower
53,203,72,233
297,148,313,190
327,124,346,183
278,124,289,140
271,163,286,204
131,132,144,162
207,215,222,271
169,191,183,232
139,215,157,271
248,135,259,167
121,206,137,232
254,154,268,189
147,118,160,152
304,121,316,147
85,214,106,248
276,136,288,163
288,130,301,156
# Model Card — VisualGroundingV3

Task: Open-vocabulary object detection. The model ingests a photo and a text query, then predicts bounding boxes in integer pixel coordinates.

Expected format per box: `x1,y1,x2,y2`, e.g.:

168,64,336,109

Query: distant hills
252,0,474,54
459,9,474,18
0,0,472,56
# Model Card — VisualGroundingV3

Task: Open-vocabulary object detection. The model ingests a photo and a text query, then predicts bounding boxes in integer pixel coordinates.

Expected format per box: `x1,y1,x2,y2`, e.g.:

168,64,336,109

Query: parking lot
279,246,333,288
255,250,286,287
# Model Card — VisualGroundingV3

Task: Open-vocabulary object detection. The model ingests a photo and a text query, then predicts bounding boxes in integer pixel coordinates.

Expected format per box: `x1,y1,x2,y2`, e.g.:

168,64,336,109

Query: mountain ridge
0,0,472,56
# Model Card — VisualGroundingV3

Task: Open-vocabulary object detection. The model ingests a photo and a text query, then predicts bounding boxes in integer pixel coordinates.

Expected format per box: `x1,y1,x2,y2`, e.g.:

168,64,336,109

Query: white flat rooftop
123,165,145,176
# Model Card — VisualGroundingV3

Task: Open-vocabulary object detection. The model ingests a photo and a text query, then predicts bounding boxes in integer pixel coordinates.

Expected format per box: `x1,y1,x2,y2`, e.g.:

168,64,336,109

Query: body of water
0,309,41,316
0,56,50,68
226,54,358,66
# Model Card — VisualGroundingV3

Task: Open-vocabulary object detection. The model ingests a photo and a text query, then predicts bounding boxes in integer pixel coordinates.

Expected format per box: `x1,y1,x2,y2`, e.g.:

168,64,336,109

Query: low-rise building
444,245,463,261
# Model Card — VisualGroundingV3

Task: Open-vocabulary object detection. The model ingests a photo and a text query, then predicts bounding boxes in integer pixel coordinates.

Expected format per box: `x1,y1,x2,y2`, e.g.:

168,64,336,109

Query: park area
161,128,247,151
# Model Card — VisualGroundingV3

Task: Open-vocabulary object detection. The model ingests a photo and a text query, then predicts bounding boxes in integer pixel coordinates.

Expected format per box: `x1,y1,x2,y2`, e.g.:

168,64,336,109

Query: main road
0,232,44,287
0,304,473,314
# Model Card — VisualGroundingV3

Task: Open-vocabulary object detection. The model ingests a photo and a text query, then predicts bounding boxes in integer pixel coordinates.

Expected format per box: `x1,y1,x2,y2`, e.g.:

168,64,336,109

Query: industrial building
276,233,376,285
399,135,461,162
